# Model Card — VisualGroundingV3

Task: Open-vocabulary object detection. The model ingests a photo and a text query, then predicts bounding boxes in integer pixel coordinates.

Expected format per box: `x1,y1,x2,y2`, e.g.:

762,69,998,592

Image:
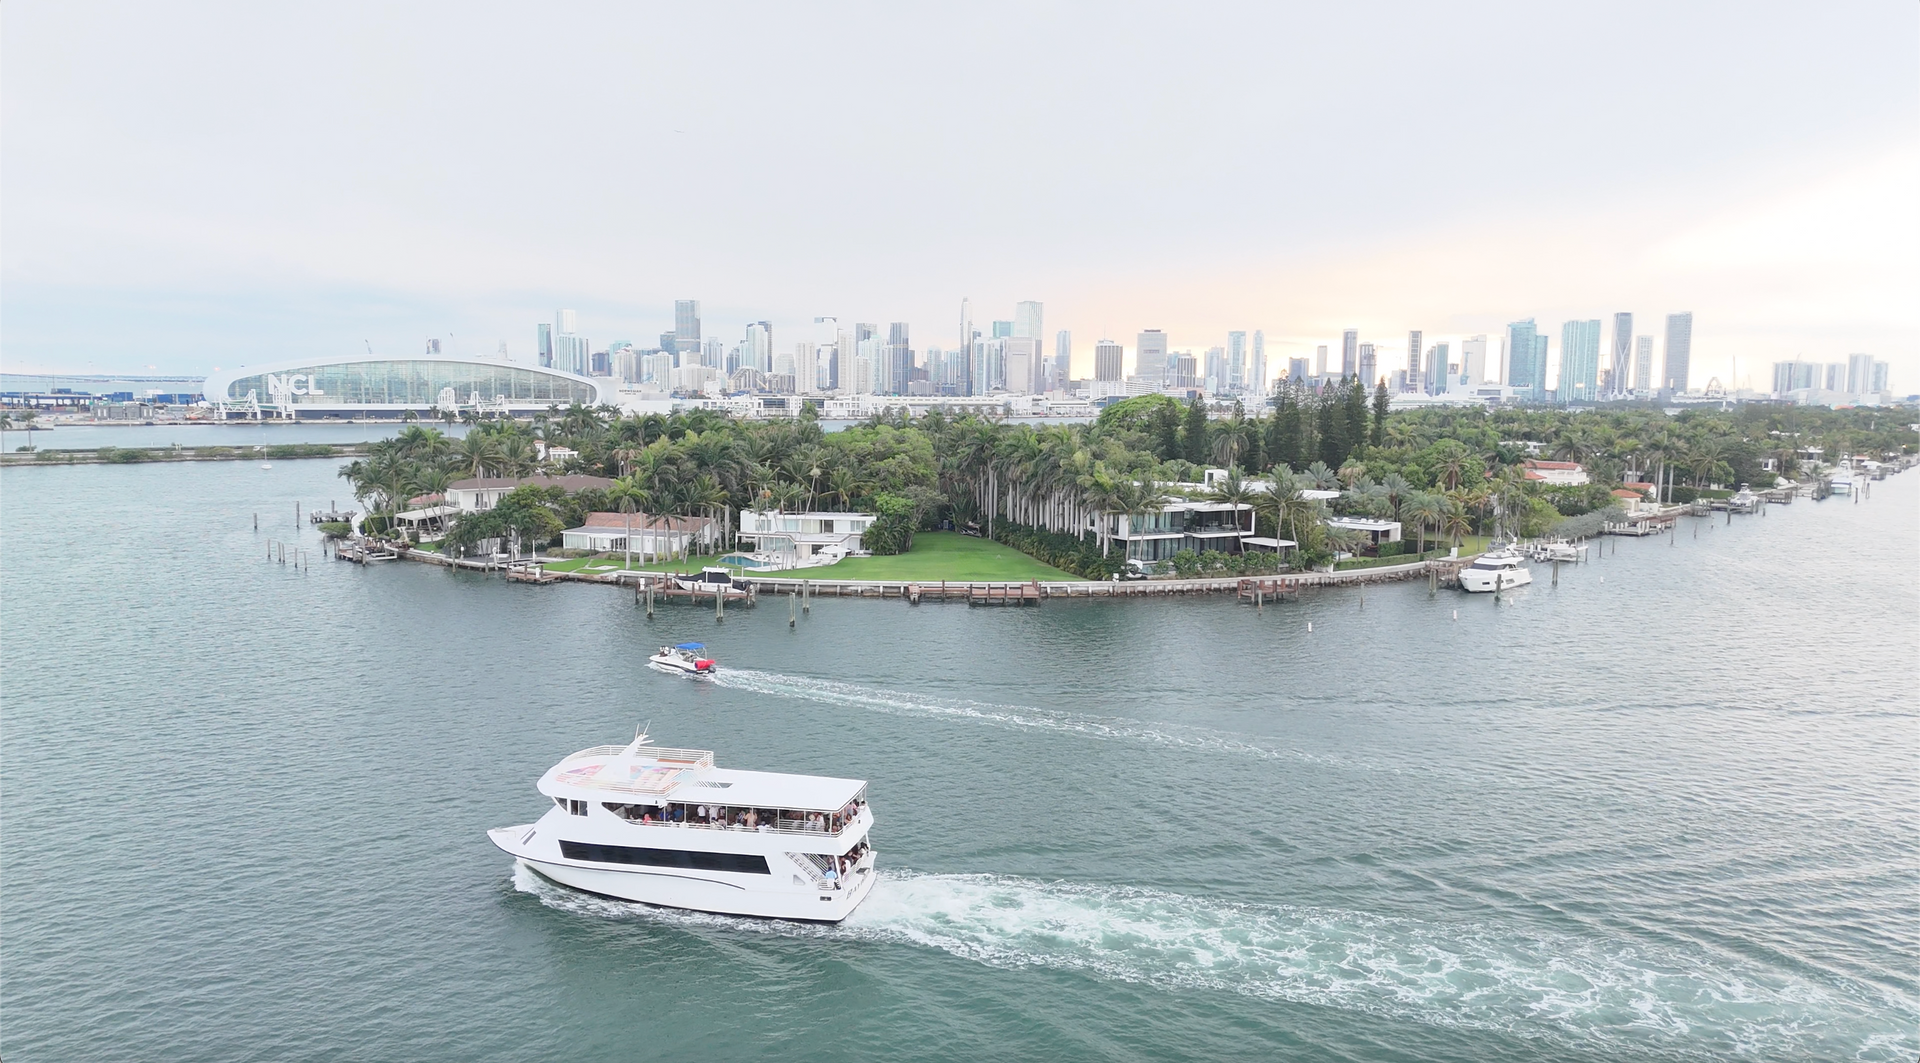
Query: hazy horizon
3,2,1915,392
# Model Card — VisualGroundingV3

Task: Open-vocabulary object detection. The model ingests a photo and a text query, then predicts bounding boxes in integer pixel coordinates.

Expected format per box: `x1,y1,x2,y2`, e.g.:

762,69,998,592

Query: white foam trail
510,864,1911,1059
709,668,1364,769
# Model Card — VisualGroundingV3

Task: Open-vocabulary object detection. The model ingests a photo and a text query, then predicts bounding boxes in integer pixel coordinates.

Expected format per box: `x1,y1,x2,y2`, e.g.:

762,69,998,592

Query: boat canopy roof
673,642,706,650
541,742,865,811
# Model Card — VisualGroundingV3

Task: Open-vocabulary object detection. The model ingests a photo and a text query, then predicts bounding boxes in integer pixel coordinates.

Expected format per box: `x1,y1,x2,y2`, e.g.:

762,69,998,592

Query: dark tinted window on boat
559,840,770,875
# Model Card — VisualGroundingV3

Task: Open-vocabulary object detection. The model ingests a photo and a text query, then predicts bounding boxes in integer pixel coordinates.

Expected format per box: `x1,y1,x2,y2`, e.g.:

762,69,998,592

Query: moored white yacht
648,642,716,674
1458,545,1533,593
489,732,877,922
673,566,735,592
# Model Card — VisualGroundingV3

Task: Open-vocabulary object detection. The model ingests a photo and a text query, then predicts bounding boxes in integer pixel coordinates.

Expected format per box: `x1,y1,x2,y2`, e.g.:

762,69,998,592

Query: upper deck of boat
541,742,866,813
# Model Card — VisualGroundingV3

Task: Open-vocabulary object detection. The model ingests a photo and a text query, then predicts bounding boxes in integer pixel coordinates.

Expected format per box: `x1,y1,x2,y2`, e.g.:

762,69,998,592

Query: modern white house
1326,516,1403,546
1102,500,1255,562
737,510,877,567
446,475,614,513
560,512,718,559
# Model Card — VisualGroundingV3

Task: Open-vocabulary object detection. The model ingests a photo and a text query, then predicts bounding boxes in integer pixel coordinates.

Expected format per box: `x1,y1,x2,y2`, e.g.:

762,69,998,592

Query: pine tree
1152,399,1181,462
1182,396,1211,466
1371,381,1391,447
1343,378,1368,461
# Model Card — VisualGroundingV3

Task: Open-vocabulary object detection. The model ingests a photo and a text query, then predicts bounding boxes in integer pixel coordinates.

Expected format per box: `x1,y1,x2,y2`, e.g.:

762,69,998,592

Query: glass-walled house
1103,501,1253,561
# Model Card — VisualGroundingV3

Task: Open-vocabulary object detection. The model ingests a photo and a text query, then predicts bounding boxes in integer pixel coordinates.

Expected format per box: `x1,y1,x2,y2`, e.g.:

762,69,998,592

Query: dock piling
716,587,724,622
1552,559,1560,587
789,592,797,628
647,582,655,618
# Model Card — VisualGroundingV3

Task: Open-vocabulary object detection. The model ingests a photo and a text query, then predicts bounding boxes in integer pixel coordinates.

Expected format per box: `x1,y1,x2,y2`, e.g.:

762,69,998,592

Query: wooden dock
966,581,1042,606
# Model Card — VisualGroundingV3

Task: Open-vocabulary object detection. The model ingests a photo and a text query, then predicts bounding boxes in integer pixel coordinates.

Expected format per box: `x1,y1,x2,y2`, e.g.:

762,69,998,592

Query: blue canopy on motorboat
674,642,706,650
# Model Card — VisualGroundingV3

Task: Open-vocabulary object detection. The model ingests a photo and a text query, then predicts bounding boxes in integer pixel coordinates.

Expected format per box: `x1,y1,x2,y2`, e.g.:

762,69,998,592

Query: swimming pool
716,554,776,569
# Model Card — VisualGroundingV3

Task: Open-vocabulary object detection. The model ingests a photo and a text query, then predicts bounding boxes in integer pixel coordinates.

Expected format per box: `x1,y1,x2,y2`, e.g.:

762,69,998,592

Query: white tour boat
1458,545,1533,593
489,731,877,922
649,642,716,675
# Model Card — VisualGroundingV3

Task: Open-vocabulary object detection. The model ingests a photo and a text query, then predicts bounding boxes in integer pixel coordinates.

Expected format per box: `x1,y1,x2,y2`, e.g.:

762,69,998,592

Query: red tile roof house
560,512,718,558
1521,459,1590,486
447,475,615,513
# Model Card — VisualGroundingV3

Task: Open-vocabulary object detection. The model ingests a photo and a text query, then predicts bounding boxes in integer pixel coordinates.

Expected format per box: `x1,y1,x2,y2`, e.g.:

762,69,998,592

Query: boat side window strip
559,840,771,875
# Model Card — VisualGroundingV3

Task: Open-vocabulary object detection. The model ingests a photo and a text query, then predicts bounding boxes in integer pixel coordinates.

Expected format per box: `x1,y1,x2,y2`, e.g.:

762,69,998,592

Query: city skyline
3,4,1914,392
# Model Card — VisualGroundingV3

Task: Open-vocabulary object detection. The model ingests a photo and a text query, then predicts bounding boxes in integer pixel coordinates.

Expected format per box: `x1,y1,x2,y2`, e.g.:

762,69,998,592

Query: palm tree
1210,420,1252,471
1379,472,1413,523
1207,470,1258,538
454,432,502,478
1304,461,1340,491
607,478,647,570
1442,499,1474,550
1402,492,1445,555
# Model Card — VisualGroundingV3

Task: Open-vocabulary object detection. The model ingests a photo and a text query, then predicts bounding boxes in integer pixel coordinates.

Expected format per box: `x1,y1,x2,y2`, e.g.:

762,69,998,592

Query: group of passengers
603,798,868,833
822,841,871,887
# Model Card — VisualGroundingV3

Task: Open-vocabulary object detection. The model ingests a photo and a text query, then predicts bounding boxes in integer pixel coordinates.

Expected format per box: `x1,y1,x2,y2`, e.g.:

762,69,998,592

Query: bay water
2,459,1914,1061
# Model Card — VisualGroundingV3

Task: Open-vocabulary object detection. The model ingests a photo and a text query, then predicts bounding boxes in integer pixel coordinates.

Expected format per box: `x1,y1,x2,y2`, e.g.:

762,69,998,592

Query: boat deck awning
670,768,866,812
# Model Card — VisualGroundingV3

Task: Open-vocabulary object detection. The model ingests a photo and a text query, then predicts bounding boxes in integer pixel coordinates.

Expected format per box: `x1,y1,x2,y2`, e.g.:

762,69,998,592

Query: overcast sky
4,1,1916,390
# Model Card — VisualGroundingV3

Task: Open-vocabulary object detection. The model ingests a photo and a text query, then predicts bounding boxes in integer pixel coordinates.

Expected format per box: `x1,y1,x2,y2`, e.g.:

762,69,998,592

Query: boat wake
707,668,1370,770
510,863,1911,1059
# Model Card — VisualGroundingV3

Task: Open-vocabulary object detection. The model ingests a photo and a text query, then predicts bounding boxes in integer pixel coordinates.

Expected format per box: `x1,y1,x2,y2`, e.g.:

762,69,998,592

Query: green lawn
538,531,1082,582
798,532,1081,582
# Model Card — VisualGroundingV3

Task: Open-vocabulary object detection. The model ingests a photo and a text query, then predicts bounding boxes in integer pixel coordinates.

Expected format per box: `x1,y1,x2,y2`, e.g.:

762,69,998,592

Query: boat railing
560,745,716,769
615,809,869,839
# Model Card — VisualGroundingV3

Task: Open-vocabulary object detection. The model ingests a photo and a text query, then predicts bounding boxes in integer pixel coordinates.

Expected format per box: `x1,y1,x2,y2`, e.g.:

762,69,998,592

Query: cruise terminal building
201,355,617,420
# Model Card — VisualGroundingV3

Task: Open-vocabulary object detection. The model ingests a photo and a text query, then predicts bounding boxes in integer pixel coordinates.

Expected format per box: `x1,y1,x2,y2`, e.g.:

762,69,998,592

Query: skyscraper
1014,301,1043,344
1052,330,1071,391
1846,353,1875,395
1533,335,1550,402
1341,330,1359,379
552,310,589,376
1252,330,1267,397
1610,313,1633,396
885,323,912,395
1357,344,1377,388
1461,335,1488,388
958,300,974,397
1003,337,1039,394
537,323,552,368
1227,331,1247,392
1204,347,1227,393
674,300,701,355
745,322,773,373
1506,319,1540,393
1315,345,1328,379
1662,312,1693,393
1288,356,1310,382
1428,342,1450,393
1633,336,1653,392
1871,360,1889,393
1557,319,1602,403
1136,330,1168,386
1094,339,1123,382
1406,331,1423,393
814,317,839,391
991,321,1013,339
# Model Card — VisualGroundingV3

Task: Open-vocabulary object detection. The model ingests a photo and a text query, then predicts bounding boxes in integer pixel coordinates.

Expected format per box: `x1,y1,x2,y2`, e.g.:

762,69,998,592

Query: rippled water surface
3,459,1915,1061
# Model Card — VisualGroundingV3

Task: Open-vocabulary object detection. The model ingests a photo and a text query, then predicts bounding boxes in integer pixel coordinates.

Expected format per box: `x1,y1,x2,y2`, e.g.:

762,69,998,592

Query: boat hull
1459,568,1532,593
647,655,714,674
489,825,876,923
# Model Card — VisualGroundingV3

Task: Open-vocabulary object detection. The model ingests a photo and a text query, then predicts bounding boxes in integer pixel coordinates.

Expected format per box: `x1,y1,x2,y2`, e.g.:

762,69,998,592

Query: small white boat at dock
673,566,735,592
489,731,877,922
1459,545,1533,593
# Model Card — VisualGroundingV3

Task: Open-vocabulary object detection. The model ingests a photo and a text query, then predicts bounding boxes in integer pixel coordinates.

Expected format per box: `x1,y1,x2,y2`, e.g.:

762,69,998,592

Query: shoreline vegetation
327,390,1911,584
0,442,367,465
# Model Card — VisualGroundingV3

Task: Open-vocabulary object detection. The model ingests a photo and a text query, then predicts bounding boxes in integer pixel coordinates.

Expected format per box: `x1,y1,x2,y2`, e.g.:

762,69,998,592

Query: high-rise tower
1662,313,1693,393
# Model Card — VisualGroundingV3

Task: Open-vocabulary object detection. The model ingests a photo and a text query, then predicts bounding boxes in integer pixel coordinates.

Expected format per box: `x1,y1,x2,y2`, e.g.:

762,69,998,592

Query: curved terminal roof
202,355,616,409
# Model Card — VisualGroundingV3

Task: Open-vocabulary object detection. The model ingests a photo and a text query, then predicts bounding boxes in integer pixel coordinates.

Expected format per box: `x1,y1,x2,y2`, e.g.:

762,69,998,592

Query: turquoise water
717,554,776,569
2,458,1915,1061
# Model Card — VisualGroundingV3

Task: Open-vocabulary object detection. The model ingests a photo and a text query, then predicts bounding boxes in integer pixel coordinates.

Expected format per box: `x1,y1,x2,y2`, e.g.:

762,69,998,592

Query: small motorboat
649,642,716,674
673,566,734,592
